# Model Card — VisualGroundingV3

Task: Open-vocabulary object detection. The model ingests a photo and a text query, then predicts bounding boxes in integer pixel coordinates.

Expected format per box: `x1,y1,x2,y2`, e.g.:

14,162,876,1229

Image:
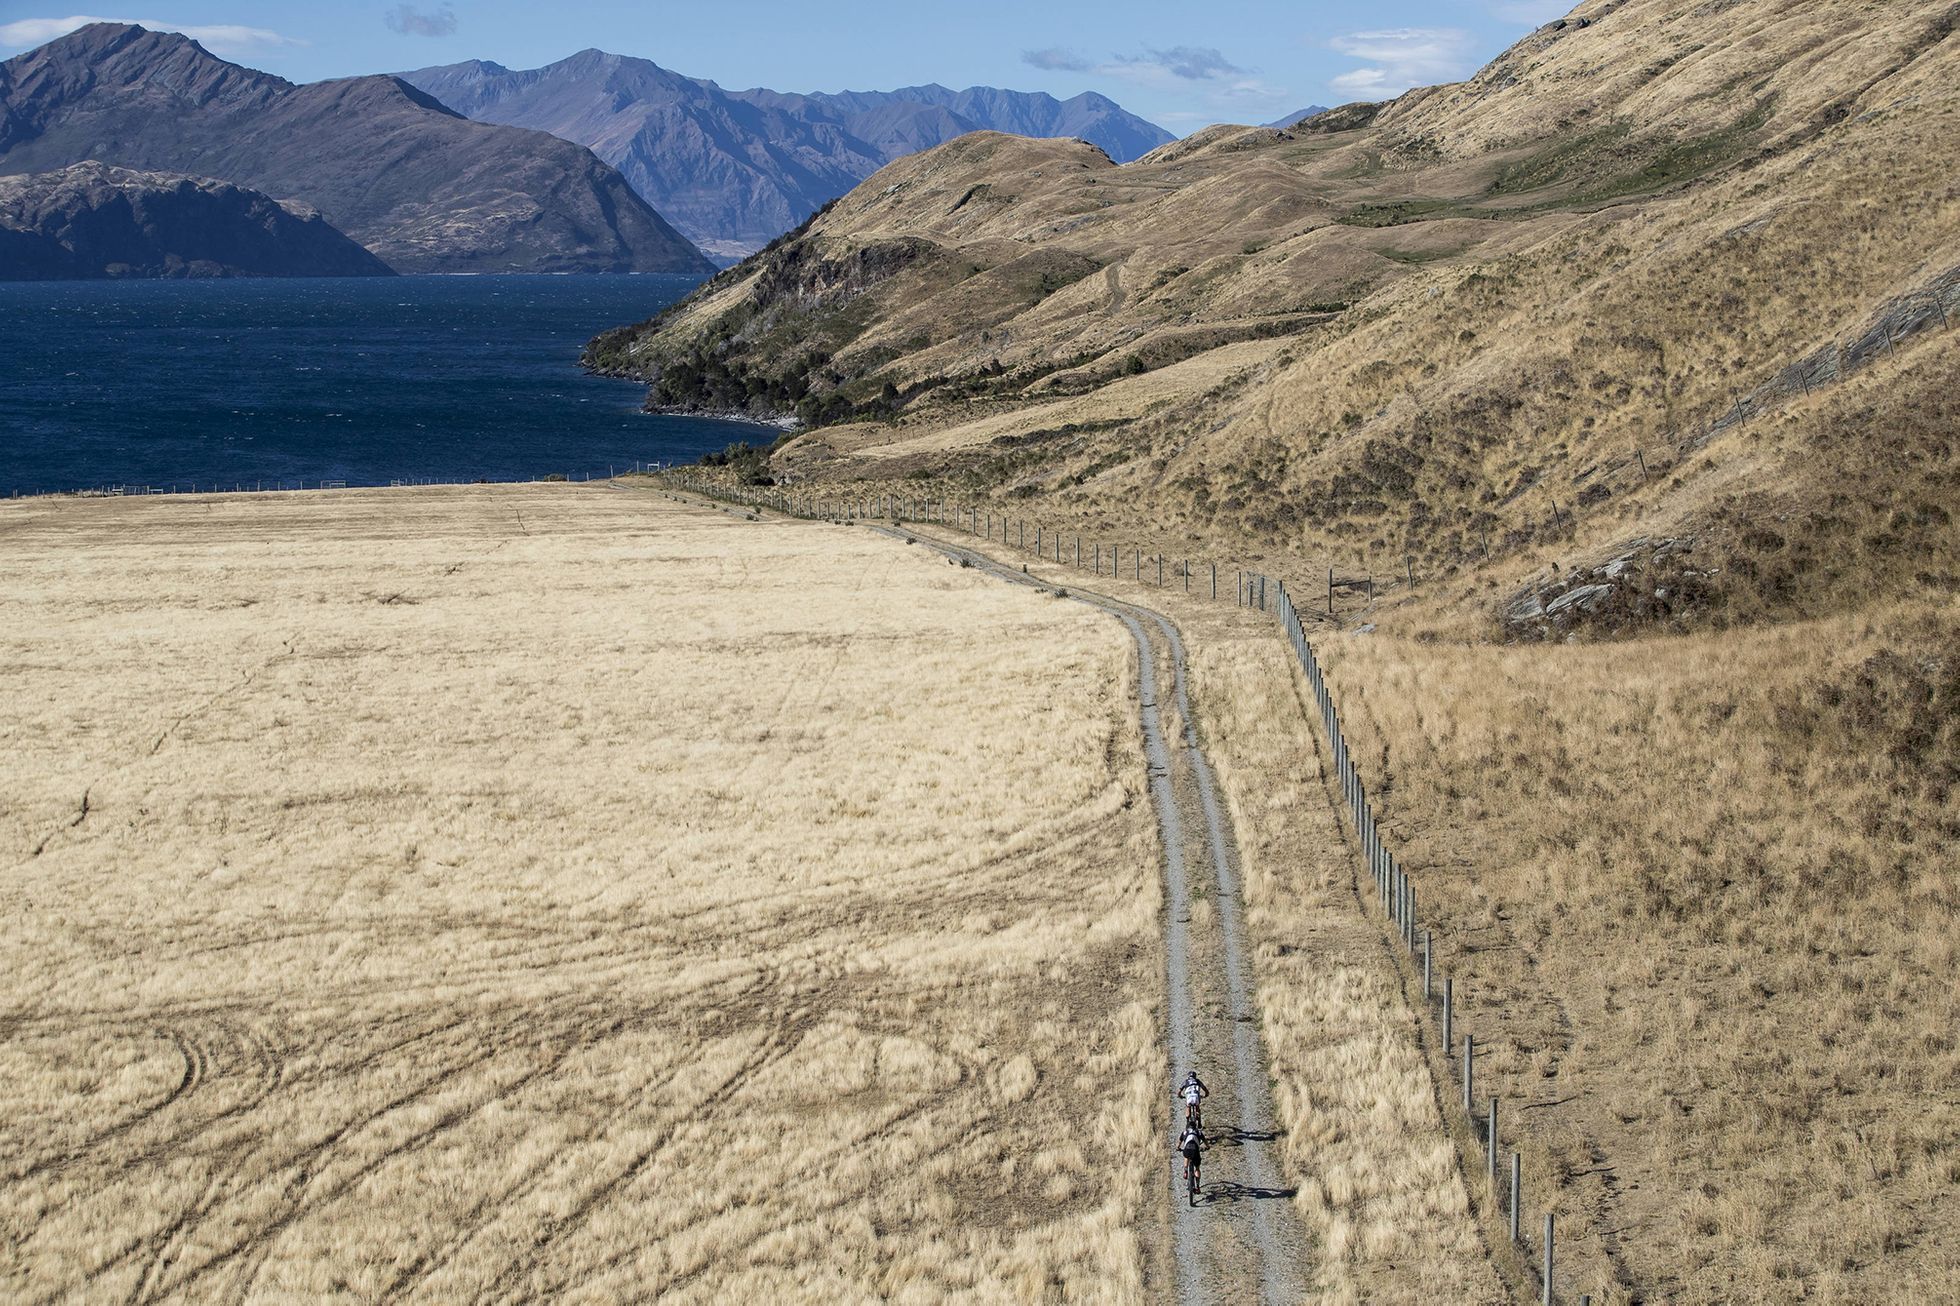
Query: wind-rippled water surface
0,275,773,495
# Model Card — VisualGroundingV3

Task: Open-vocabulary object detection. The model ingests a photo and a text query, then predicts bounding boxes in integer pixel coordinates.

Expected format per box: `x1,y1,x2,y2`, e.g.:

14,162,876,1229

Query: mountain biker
1177,1124,1204,1204
1178,1071,1209,1130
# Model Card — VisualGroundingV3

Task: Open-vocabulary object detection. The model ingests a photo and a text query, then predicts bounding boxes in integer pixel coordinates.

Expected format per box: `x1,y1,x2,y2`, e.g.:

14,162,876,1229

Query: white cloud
1214,76,1295,112
0,14,301,54
1091,45,1249,89
1126,46,1244,81
1019,40,1290,129
1328,27,1473,98
1022,47,1092,73
383,4,457,38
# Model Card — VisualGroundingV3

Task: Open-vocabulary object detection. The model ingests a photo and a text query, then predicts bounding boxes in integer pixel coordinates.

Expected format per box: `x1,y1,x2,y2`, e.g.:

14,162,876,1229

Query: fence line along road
1273,576,1578,1306
658,471,1597,1304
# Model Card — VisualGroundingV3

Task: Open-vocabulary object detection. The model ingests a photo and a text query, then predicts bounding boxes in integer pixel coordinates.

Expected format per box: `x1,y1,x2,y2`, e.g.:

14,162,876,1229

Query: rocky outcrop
0,24,712,274
0,161,393,278
1503,537,1711,637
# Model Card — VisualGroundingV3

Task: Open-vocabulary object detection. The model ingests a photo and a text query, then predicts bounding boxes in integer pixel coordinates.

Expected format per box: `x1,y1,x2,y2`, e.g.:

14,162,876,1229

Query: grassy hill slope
592,0,1957,636
594,2,1960,1300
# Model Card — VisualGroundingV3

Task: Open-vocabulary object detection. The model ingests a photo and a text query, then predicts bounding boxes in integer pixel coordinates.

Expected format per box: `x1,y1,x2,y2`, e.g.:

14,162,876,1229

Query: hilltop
402,51,1171,260
0,24,711,274
595,0,1959,635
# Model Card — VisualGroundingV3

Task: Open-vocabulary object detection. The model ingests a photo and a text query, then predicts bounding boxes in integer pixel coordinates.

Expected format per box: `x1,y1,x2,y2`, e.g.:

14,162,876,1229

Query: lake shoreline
643,402,799,433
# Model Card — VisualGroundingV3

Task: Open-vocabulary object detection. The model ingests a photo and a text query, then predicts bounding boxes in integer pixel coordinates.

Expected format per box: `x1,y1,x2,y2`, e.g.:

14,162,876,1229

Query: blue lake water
0,274,775,496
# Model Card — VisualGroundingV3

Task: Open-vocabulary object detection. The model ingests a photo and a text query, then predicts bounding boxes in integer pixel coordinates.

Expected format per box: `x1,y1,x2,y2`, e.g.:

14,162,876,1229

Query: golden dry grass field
1316,603,1960,1303
0,484,1164,1302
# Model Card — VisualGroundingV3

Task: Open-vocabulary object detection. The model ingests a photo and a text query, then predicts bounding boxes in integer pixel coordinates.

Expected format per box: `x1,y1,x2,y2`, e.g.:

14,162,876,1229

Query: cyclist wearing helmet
1178,1070,1209,1130
1177,1123,1205,1204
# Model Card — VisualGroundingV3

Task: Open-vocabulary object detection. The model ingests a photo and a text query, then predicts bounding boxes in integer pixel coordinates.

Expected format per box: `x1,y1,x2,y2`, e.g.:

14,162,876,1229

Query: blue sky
0,2,1574,129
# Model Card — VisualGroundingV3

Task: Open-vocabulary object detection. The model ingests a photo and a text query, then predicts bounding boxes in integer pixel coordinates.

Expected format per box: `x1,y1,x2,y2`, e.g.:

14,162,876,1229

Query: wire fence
654,471,1378,623
660,468,1599,1301
1271,580,1589,1306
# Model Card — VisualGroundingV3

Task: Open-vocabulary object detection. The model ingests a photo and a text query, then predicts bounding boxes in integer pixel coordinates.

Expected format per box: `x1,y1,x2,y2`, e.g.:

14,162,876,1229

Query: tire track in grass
646,492,1307,1301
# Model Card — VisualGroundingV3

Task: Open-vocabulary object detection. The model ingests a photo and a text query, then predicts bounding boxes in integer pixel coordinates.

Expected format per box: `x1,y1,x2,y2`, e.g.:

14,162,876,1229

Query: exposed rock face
401,52,1172,260
1504,538,1714,637
0,161,393,278
0,24,713,274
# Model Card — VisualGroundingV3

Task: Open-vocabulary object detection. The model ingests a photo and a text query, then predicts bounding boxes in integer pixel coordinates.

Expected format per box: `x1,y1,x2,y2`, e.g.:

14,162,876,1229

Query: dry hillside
599,1,1960,1300
591,0,1958,633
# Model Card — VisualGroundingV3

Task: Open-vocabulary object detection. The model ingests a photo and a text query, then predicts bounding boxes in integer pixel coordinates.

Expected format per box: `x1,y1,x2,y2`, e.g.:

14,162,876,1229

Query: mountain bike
1184,1152,1201,1206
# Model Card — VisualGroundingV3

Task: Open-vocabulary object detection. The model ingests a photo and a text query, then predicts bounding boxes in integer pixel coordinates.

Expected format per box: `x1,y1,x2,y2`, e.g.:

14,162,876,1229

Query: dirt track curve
865,522,1309,1305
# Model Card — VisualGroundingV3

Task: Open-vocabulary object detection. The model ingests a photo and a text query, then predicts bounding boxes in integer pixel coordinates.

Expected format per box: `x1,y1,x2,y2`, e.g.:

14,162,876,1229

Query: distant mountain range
1265,106,1331,128
0,24,712,275
0,24,1180,277
401,52,1174,261
0,161,393,279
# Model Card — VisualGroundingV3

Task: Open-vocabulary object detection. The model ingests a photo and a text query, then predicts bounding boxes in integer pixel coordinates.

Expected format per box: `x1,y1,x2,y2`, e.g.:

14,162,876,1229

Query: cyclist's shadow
1200,1180,1297,1204
1196,1125,1295,1204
